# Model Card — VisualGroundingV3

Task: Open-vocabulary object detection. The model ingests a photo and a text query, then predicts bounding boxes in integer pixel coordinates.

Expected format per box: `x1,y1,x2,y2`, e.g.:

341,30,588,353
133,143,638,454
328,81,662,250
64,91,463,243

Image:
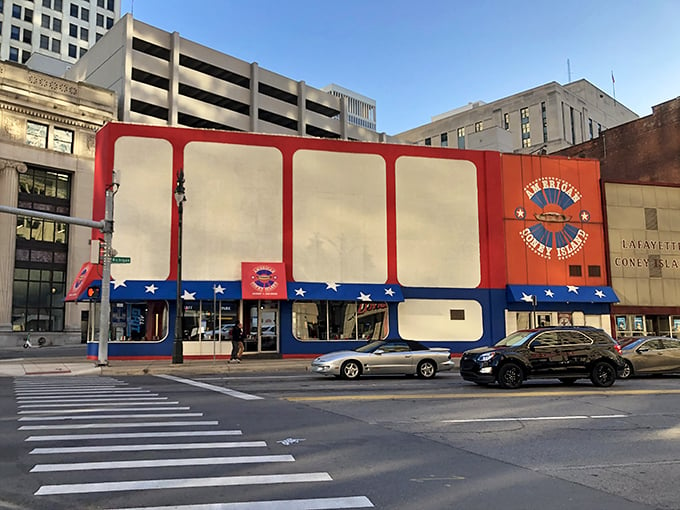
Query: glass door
246,300,279,353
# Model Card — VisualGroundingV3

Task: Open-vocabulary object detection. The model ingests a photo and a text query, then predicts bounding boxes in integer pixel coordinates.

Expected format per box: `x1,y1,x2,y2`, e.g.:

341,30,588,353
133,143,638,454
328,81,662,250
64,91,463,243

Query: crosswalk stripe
34,472,333,495
109,495,374,509
19,413,203,421
18,397,168,403
19,406,189,414
26,430,242,441
31,454,295,472
30,441,267,454
156,374,263,400
19,421,219,430
20,401,178,408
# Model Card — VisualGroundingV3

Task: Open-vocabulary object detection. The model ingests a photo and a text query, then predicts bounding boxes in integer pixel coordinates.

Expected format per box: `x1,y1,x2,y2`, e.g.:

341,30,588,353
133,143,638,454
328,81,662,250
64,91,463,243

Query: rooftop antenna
611,70,616,104
567,59,571,83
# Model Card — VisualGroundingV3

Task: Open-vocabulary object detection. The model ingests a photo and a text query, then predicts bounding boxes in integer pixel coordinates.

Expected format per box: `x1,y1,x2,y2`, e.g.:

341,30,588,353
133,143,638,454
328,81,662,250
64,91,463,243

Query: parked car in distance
459,326,625,389
618,336,680,378
310,339,455,380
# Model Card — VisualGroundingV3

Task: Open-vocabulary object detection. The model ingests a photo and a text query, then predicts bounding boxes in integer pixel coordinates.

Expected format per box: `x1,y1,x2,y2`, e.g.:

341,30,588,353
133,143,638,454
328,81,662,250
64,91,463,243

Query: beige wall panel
128,111,167,126
607,206,644,229
129,81,169,107
132,51,170,78
180,68,251,105
398,299,483,341
395,156,480,287
292,150,387,283
112,137,173,281
176,96,250,131
183,142,283,280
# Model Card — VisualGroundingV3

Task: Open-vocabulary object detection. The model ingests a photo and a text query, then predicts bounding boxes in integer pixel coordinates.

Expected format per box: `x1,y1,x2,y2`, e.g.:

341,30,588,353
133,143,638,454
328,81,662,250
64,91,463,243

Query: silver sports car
310,339,455,379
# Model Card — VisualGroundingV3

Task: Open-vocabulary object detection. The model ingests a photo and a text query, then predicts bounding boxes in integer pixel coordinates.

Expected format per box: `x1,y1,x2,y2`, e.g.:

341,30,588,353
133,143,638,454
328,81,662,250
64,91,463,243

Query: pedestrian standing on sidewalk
230,323,244,363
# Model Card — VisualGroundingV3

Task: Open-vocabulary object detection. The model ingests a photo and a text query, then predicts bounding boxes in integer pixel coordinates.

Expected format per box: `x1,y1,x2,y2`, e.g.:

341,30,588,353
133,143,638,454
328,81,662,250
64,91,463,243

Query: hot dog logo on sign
514,177,591,260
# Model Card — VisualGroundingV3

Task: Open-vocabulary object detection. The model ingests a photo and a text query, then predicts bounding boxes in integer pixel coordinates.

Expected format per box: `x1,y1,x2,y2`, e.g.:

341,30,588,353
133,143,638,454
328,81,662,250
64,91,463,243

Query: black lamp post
172,168,186,364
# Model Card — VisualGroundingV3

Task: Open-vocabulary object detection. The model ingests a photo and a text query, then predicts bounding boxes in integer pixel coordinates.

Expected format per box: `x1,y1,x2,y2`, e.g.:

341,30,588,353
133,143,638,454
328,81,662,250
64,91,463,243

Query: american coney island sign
514,177,591,260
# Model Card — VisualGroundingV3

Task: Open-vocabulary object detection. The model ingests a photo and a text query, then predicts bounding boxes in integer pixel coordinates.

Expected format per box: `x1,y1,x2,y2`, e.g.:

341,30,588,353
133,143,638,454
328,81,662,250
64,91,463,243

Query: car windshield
495,330,533,347
355,341,387,353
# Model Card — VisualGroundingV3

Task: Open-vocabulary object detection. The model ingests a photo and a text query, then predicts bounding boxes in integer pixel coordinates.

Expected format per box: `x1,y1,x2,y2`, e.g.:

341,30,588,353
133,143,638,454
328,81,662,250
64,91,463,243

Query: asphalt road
1,369,678,509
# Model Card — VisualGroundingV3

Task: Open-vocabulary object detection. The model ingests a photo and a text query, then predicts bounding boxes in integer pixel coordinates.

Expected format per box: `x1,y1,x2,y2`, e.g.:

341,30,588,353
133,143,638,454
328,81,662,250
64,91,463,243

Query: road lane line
284,388,680,401
30,441,268,454
31,454,295,472
109,496,374,509
19,421,219,430
442,414,628,423
156,374,263,400
26,430,242,441
35,472,333,495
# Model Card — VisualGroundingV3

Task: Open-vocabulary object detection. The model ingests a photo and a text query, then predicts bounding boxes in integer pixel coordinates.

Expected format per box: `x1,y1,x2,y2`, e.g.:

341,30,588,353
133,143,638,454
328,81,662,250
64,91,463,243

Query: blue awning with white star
507,285,619,304
287,282,404,302
74,280,243,302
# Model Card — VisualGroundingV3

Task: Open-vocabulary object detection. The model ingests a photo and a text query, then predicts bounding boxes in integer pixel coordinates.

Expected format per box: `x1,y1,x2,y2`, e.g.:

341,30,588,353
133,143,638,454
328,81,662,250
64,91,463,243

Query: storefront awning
286,282,404,302
507,285,619,304
64,262,102,302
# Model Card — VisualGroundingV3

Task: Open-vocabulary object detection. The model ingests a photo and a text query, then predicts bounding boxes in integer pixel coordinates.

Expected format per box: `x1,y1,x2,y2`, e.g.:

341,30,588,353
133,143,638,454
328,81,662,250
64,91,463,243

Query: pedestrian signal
87,286,100,299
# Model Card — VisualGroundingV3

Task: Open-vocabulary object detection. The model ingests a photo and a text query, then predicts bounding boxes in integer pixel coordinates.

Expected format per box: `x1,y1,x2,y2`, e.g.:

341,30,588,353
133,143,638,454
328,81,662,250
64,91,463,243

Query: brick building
557,97,680,338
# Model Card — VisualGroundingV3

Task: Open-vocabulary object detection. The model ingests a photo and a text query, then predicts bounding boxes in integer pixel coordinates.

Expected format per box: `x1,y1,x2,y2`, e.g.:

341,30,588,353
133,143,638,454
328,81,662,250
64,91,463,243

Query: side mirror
529,340,542,351
374,349,384,355
636,347,649,353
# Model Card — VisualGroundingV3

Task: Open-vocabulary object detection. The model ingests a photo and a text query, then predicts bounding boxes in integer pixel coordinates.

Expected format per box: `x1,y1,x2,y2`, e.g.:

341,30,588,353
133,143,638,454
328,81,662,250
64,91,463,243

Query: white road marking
19,421,219,430
110,496,374,509
19,413,203,421
442,414,629,423
17,396,165,402
30,441,267,454
26,430,242,441
19,406,189,414
15,389,152,396
156,374,263,400
20,401,177,408
35,472,333,495
31,454,295,472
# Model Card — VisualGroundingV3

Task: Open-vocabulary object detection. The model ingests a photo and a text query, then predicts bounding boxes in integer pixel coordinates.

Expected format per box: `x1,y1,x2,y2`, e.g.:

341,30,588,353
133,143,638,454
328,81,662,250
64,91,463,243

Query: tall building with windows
321,83,377,131
0,61,117,346
394,80,638,154
0,0,120,67
65,14,387,143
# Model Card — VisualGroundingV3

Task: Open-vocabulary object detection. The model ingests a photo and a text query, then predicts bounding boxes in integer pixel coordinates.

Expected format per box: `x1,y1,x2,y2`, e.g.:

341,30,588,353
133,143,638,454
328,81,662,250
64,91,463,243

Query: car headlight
477,352,496,362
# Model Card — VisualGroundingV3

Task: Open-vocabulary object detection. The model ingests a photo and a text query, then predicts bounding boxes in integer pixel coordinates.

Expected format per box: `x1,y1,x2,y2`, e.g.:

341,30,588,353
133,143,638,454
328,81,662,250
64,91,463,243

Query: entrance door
245,300,279,353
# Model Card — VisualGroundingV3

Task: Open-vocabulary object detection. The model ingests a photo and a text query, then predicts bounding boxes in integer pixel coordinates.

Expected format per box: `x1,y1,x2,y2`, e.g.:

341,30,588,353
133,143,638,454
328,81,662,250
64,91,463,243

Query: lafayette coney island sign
514,177,591,260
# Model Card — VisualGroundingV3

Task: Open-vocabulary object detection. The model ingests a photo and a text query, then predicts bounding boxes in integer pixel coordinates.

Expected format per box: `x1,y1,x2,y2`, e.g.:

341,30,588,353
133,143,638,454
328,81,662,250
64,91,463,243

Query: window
79,46,87,57
570,106,576,144
80,27,88,40
69,3,78,16
22,50,31,64
69,23,77,37
106,16,113,28
26,121,48,148
51,38,60,53
40,34,49,49
9,47,19,62
588,265,601,277
424,137,431,146
53,127,73,153
11,25,21,40
450,309,465,320
96,13,103,27
41,14,50,28
440,132,448,147
80,7,89,21
589,118,594,139
558,331,591,345
474,121,483,132
54,0,62,10
24,7,33,22
12,168,71,333
520,107,531,147
292,301,388,341
107,0,114,10
645,208,658,230
97,0,104,6
23,29,32,44
569,265,582,277
68,43,77,58
457,127,465,148
503,112,509,130
12,4,22,18
43,0,51,7
52,18,61,31
541,102,548,142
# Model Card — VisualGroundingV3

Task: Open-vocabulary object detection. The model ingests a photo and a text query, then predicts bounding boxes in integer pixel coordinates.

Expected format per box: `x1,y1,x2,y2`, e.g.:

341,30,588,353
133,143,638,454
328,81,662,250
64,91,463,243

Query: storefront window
110,301,168,341
183,300,238,340
292,300,388,341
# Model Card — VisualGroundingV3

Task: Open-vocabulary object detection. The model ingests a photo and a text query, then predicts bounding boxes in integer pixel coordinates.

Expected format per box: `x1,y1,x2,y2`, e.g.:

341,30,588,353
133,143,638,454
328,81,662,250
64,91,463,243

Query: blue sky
122,0,679,135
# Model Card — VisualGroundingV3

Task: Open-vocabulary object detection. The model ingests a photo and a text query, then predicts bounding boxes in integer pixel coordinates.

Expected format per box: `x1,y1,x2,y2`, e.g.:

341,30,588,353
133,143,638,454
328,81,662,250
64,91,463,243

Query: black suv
459,326,625,389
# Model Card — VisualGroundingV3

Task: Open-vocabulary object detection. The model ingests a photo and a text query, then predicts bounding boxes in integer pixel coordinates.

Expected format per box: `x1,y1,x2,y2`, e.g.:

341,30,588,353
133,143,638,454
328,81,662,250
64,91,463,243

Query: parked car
459,326,626,389
619,336,680,378
310,339,455,380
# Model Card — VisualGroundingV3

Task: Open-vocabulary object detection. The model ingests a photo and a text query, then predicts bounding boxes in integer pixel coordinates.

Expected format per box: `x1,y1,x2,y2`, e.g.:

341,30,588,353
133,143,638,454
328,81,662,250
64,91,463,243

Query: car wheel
340,360,361,380
590,361,616,387
417,360,437,379
559,378,578,385
497,362,523,389
620,360,634,379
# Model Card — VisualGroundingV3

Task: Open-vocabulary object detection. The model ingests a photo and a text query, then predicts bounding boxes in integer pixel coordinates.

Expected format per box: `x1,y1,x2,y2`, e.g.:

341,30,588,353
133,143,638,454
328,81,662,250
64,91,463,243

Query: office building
0,0,120,70
0,61,117,346
65,14,386,143
321,83,377,130
394,80,638,154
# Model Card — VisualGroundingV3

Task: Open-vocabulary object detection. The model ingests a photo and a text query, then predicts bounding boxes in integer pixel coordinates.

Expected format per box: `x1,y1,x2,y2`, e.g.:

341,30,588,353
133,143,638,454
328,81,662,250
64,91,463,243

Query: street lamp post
172,169,186,364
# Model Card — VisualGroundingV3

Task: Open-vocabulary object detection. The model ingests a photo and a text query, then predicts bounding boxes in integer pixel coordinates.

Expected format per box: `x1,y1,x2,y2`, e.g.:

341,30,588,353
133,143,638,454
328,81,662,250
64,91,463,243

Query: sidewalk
0,355,312,377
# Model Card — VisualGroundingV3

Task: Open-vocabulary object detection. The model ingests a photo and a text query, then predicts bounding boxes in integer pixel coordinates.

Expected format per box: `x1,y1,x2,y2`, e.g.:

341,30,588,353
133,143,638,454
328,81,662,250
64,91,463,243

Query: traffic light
87,285,100,299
